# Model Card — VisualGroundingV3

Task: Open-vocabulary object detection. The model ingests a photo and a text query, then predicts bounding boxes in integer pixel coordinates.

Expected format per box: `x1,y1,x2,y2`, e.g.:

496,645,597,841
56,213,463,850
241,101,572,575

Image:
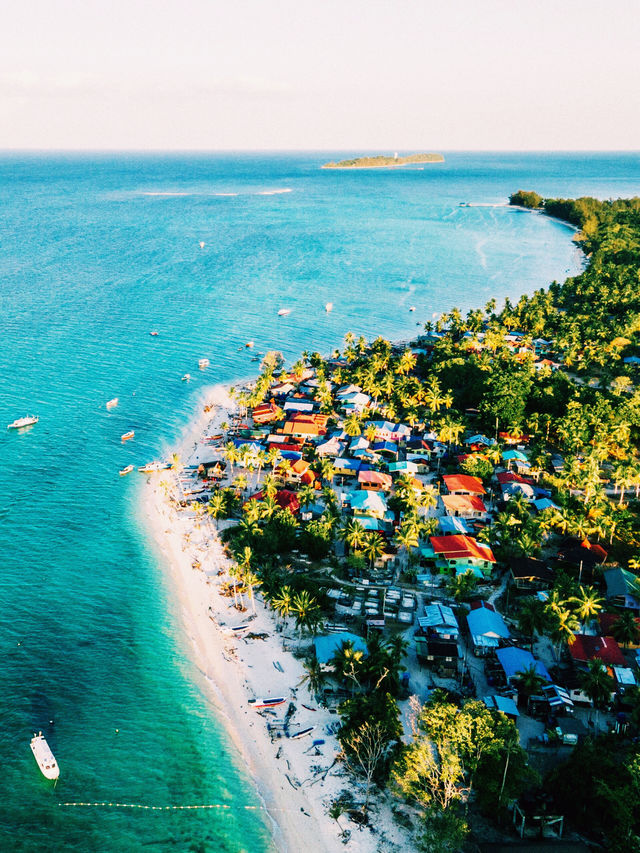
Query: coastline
139,385,405,853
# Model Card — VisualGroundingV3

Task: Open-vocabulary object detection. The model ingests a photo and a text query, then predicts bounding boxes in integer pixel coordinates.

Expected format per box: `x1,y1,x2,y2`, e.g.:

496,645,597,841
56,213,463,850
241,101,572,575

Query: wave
256,188,292,196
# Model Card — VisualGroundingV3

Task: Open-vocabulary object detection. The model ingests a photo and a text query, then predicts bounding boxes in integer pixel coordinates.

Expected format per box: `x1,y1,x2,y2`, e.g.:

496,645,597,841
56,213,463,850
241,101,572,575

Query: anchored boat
30,732,59,780
7,415,38,429
106,398,118,410
121,430,135,441
119,464,134,476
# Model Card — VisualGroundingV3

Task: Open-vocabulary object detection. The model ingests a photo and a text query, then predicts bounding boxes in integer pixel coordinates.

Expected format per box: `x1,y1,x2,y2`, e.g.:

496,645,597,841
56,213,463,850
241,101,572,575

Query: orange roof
430,535,496,562
252,402,281,424
443,474,486,495
442,494,487,514
282,413,328,436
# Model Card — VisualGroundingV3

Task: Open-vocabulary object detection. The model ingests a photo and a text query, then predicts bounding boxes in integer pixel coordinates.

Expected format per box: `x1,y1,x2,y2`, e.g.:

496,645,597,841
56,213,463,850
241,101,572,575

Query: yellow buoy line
58,801,286,812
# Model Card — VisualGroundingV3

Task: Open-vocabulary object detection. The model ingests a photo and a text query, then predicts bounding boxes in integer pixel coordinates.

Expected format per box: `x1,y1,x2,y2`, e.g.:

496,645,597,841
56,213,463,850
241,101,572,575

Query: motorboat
247,697,286,709
245,341,254,348
7,415,38,429
106,398,118,409
138,461,171,473
409,306,416,312
30,732,59,780
121,430,135,441
149,330,159,336
199,241,205,249
199,358,210,369
181,374,191,381
325,302,333,312
119,464,134,476
277,308,291,316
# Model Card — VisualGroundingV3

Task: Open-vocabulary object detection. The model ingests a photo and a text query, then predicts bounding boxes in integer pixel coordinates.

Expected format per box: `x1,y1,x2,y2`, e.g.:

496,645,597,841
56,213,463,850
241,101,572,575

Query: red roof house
568,635,626,667
246,489,300,515
443,474,486,495
430,535,496,564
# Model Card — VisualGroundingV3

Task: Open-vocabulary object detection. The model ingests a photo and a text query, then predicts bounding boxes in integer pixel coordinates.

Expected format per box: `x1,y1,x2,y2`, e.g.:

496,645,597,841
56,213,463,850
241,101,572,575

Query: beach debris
273,660,284,672
301,703,316,712
285,774,300,789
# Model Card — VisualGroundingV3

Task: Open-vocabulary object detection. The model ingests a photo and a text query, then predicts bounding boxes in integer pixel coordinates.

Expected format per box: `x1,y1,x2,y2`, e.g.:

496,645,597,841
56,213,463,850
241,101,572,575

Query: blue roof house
314,632,368,672
496,647,551,683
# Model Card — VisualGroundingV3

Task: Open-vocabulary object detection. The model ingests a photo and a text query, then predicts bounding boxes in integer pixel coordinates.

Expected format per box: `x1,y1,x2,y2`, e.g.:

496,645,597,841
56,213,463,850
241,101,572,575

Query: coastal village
150,194,640,852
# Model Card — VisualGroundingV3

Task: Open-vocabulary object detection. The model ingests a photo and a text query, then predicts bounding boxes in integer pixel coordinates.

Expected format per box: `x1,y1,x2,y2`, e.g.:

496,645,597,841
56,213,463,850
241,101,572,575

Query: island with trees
323,152,444,169
161,190,640,851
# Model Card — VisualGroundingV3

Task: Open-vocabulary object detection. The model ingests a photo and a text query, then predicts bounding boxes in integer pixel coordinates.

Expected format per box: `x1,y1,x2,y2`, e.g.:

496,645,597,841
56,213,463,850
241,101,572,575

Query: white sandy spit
139,385,410,853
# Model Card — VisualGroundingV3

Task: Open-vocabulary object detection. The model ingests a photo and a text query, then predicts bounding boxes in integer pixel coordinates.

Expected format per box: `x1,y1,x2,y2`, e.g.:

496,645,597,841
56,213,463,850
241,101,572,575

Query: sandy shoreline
138,385,400,852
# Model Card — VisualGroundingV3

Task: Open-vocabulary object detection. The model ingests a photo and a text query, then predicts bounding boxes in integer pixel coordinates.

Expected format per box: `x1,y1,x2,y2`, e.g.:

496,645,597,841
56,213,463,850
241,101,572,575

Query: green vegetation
323,152,444,169
509,189,543,209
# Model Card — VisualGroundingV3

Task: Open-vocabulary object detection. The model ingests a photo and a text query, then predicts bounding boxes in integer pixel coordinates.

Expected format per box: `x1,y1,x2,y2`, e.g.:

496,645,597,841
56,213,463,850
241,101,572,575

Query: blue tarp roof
467,607,510,639
314,632,367,666
496,647,551,682
483,694,519,717
439,516,471,535
334,457,361,471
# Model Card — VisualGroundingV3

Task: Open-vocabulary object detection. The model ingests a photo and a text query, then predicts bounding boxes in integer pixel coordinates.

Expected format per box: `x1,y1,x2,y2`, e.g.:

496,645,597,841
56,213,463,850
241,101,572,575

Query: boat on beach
138,461,171,473
7,415,38,429
30,732,59,780
106,398,118,409
291,726,315,740
248,696,286,709
121,430,135,441
277,308,291,316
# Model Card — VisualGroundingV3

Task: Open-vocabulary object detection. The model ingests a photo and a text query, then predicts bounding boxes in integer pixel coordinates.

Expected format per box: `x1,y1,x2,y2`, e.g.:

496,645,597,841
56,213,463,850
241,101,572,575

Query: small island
323,152,444,169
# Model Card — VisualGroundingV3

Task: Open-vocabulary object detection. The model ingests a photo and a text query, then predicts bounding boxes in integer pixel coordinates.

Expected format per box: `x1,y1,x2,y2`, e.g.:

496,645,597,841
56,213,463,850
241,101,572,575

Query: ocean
1,151,638,851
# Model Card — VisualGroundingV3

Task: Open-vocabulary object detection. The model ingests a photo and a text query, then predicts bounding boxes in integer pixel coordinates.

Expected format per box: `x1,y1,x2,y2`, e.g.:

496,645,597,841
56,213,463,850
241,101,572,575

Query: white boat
248,696,286,709
119,464,134,476
224,624,251,636
325,302,333,312
199,241,205,249
149,330,159,336
181,373,191,381
7,415,38,429
291,726,315,740
138,461,171,473
106,398,118,410
409,306,416,312
245,341,254,348
121,430,135,441
277,308,291,317
199,358,210,369
30,732,59,780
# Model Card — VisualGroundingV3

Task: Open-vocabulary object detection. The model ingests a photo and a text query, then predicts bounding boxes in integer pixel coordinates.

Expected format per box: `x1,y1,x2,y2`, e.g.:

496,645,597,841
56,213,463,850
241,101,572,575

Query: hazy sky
1,0,638,150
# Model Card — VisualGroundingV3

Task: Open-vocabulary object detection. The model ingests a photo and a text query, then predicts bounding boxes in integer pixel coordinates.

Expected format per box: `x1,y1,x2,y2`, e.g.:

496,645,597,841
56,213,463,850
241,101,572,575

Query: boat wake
256,189,292,196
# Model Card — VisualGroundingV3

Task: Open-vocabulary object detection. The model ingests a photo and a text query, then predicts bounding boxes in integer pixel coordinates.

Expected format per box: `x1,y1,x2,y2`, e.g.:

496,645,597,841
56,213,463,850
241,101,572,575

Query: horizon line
0,147,639,155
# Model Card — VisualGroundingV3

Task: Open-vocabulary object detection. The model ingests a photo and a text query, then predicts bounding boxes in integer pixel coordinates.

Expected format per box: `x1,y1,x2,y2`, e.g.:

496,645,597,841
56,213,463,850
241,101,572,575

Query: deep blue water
0,151,638,851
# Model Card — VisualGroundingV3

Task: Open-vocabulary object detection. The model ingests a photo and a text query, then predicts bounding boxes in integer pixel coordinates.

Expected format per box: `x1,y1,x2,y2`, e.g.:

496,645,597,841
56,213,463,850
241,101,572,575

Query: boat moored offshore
106,398,118,409
121,430,135,441
30,732,59,780
277,308,291,317
7,415,38,429
119,464,134,476
198,358,210,369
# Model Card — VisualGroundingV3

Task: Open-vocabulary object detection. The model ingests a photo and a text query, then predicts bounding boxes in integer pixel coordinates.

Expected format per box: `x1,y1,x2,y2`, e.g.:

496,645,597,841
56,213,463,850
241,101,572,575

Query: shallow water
1,151,638,851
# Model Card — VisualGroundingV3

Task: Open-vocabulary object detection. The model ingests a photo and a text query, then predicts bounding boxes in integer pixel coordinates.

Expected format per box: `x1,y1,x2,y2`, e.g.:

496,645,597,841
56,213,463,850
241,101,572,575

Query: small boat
149,330,159,336
277,308,291,317
199,241,205,249
245,341,254,348
325,302,333,312
199,358,210,369
119,464,134,476
181,374,191,382
409,306,416,312
224,624,251,636
291,726,315,740
7,415,38,429
30,732,59,780
248,697,286,709
106,398,118,410
121,430,135,441
138,461,171,473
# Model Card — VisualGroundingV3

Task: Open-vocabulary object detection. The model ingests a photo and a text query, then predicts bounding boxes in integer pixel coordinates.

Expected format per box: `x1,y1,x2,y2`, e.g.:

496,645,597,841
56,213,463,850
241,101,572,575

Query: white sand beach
140,386,408,853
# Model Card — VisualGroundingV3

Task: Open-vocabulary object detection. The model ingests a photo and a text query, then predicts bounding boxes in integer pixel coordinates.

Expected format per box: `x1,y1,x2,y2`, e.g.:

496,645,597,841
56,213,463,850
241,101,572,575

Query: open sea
1,151,639,851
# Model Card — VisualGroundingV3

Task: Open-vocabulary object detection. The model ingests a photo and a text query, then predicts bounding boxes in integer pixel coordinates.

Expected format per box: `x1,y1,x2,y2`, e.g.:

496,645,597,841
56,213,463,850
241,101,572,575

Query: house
441,493,488,521
252,401,281,424
599,611,640,647
245,488,300,515
467,603,510,655
371,441,399,459
415,636,460,669
339,391,371,413
430,535,496,576
283,397,315,414
314,632,368,672
350,490,388,519
281,458,316,486
388,460,420,476
502,449,530,473
333,457,361,477
316,435,344,457
568,634,626,668
465,434,496,448
270,381,296,397
442,474,486,496
510,556,554,590
367,420,411,443
483,694,519,719
358,469,393,492
604,568,640,610
418,603,459,639
282,413,328,438
496,647,551,684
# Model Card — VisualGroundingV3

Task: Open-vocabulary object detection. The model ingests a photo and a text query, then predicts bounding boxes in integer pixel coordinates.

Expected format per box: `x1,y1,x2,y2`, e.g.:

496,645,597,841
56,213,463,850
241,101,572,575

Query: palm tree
362,531,384,569
207,491,226,529
517,597,547,652
514,664,547,705
298,484,317,510
547,606,580,658
338,518,367,554
344,412,362,437
243,498,262,524
568,585,604,632
298,656,326,699
438,416,464,450
580,658,613,726
271,585,294,627
292,590,322,637
447,570,478,603
611,610,640,648
224,442,239,478
233,473,248,495
262,474,278,500
318,457,335,486
243,568,262,615
330,640,365,693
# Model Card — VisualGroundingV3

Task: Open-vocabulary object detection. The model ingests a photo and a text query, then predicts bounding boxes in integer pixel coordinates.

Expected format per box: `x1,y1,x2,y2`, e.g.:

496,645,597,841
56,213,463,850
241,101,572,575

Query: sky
1,0,639,150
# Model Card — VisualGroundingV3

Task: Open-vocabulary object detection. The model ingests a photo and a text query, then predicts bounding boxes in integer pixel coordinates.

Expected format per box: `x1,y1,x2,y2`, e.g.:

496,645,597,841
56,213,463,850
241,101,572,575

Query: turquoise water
1,152,639,851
